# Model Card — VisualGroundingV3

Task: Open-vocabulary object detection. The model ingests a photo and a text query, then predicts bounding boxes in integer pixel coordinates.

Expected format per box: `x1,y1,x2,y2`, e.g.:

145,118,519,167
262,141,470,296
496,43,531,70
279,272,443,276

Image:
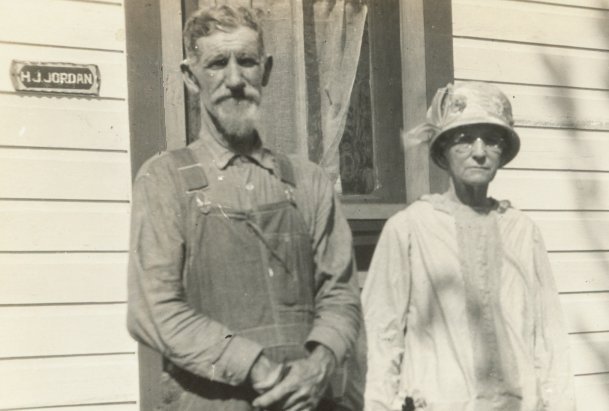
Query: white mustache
214,94,259,105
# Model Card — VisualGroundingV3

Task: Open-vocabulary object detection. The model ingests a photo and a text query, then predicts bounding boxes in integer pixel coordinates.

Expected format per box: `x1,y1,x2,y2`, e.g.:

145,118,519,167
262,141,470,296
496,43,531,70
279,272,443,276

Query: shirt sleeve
361,215,411,411
126,158,263,386
532,225,576,411
302,165,362,365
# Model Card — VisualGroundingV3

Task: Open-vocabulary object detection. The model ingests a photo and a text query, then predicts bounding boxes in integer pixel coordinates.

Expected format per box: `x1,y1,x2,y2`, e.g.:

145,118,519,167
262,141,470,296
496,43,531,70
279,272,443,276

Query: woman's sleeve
532,225,576,410
361,215,411,411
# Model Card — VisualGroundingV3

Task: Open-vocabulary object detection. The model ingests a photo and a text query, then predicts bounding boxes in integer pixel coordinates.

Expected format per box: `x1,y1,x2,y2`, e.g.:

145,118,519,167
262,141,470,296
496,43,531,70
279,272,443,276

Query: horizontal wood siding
0,201,130,251
7,406,137,411
491,170,609,210
0,355,137,410
0,149,131,200
0,1,126,50
453,0,609,50
0,1,136,409
510,127,609,172
551,252,609,293
453,0,609,408
0,95,129,150
0,253,128,304
0,304,133,358
536,0,609,8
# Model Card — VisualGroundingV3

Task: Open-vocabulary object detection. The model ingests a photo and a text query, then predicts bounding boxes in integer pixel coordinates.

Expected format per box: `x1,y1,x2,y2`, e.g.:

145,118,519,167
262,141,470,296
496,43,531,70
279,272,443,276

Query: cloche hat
403,81,520,168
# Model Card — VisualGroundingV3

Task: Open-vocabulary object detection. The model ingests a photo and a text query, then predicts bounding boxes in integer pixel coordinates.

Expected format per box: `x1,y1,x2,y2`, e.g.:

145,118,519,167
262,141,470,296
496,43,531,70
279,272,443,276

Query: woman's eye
453,133,471,145
483,137,503,147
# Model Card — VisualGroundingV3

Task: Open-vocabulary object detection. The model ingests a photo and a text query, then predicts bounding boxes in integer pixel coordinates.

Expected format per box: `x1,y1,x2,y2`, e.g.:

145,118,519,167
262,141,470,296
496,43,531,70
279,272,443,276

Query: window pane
338,21,376,195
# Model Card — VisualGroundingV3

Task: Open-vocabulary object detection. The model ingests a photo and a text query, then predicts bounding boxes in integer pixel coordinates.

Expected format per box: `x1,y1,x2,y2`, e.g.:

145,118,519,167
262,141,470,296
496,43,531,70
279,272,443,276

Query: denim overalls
160,146,319,410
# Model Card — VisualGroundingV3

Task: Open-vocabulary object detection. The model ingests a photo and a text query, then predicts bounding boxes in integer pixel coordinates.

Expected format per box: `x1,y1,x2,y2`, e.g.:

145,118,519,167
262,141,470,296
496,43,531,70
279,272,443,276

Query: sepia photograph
1,0,609,410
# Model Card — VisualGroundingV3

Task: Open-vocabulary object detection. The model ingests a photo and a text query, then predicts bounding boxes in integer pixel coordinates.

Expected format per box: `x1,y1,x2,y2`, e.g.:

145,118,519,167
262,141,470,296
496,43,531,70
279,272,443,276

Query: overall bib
159,146,321,411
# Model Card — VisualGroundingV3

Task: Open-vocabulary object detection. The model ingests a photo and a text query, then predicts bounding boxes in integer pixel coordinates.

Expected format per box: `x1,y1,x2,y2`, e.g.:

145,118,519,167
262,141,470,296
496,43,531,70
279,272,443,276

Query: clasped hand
249,345,336,411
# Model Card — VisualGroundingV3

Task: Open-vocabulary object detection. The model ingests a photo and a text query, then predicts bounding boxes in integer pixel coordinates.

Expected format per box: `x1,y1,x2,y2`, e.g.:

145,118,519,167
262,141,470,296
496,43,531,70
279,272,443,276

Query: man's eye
207,58,228,69
238,58,259,67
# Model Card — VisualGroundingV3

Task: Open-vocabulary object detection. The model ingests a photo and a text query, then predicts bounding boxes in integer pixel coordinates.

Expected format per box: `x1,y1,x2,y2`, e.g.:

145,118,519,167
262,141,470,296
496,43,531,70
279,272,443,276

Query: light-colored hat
403,81,520,168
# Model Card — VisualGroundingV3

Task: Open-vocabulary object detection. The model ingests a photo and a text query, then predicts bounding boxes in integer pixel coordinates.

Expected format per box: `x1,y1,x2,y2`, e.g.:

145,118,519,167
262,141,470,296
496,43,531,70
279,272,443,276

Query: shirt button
245,182,254,191
218,175,224,181
268,268,274,277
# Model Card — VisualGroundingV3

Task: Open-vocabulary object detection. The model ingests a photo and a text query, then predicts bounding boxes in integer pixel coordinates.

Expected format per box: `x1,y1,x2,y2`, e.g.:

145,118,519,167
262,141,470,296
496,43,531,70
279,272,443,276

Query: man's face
185,26,270,143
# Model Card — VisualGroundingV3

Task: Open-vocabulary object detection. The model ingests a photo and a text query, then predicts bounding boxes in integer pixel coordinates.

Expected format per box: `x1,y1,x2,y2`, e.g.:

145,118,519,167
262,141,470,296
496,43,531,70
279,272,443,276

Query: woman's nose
471,138,486,158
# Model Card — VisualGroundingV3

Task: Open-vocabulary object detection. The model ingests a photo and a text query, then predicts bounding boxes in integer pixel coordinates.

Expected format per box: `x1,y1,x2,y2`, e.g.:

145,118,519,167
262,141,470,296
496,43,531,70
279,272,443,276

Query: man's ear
262,55,273,87
181,59,200,94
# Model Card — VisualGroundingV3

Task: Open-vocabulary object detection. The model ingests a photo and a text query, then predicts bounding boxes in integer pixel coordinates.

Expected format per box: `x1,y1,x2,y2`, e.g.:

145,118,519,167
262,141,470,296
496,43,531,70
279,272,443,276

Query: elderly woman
362,82,575,411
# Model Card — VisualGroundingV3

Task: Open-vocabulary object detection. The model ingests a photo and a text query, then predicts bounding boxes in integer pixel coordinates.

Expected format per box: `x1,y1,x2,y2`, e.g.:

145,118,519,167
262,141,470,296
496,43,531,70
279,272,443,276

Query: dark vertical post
125,1,165,407
423,0,453,194
126,0,166,177
125,1,190,409
400,0,452,203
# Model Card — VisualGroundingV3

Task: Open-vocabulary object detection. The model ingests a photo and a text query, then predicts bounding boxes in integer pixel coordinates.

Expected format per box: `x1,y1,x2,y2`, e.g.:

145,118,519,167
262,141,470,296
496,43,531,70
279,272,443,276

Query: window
337,1,405,204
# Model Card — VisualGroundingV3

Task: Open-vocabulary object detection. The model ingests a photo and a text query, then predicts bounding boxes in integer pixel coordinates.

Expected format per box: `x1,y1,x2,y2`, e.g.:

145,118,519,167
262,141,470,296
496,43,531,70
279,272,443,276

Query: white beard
214,98,260,141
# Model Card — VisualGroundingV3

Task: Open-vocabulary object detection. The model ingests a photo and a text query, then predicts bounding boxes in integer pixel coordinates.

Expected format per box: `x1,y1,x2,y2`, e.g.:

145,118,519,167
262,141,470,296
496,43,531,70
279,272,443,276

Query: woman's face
442,124,506,188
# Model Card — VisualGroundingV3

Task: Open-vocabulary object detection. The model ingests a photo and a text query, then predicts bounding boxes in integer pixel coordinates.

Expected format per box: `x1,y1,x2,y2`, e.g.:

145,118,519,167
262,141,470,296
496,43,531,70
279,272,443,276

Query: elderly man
127,5,361,411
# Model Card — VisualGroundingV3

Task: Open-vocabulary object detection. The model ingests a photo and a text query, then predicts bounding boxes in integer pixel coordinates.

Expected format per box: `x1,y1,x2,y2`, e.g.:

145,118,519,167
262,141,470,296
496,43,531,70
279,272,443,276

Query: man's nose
224,59,245,90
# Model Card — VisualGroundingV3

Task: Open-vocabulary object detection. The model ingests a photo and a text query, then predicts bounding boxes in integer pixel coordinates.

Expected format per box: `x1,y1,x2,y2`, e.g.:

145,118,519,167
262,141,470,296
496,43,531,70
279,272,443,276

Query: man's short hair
183,5,265,60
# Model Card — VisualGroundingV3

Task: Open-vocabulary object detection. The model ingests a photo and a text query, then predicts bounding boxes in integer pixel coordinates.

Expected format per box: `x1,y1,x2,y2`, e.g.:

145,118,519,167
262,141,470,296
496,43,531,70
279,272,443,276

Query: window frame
342,0,452,220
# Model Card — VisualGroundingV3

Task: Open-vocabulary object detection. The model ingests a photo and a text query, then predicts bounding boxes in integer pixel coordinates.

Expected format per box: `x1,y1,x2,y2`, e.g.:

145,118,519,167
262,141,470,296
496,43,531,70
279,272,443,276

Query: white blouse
362,194,575,411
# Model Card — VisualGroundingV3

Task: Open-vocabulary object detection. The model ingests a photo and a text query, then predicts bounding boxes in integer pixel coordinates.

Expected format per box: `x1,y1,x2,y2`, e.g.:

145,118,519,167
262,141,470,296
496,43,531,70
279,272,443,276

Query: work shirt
127,132,360,393
362,193,574,411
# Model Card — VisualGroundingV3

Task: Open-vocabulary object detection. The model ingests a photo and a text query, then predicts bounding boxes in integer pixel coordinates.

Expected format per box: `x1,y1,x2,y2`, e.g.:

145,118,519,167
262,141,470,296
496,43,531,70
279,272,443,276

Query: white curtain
307,0,368,183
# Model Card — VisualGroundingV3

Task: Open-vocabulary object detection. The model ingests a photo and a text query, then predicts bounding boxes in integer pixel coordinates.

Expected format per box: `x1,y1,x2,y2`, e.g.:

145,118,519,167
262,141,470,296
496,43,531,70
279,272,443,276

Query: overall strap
273,152,296,187
169,147,208,192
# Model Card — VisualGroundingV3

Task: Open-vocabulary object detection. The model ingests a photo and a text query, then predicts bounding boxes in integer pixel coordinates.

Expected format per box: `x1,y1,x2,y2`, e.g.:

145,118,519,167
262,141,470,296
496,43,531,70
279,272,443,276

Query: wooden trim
423,0,453,195
399,0,452,204
125,0,166,177
368,0,406,202
125,1,189,409
184,0,202,143
293,0,310,158
126,0,187,178
343,203,405,220
183,0,200,23
400,0,430,204
160,0,187,150
124,3,165,407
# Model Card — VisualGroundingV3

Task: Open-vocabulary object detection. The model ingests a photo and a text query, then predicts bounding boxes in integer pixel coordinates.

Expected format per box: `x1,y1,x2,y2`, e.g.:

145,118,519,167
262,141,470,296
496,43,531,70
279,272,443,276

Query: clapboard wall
0,1,137,410
452,0,609,408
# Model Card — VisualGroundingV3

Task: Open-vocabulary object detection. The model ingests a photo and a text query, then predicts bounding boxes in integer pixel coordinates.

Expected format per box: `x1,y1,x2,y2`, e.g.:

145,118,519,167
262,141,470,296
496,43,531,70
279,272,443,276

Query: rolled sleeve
300,163,361,364
127,156,262,386
210,335,264,385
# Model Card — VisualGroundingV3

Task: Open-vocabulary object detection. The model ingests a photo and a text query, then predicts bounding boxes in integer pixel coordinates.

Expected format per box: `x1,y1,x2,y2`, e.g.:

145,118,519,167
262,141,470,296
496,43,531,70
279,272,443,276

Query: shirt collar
197,127,276,172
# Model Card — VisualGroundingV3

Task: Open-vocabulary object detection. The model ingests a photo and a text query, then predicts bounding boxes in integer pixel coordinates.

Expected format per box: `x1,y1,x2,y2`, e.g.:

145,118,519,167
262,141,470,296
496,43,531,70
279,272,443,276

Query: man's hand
249,354,285,394
252,344,337,411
